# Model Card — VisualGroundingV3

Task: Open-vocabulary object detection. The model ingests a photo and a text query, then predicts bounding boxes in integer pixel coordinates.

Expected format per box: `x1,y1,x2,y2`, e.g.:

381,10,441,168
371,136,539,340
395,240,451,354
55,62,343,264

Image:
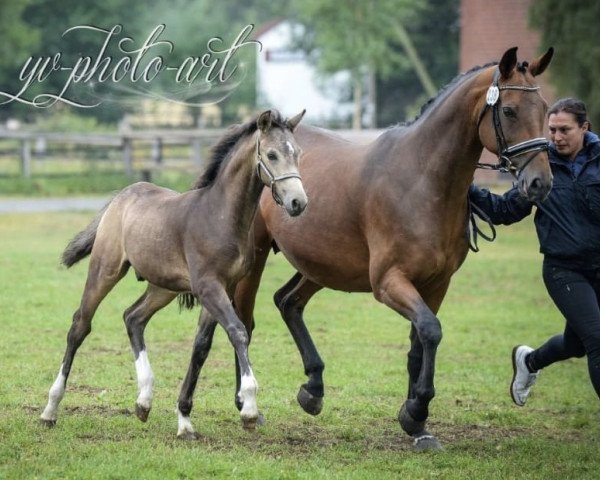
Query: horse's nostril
289,198,306,216
531,178,542,191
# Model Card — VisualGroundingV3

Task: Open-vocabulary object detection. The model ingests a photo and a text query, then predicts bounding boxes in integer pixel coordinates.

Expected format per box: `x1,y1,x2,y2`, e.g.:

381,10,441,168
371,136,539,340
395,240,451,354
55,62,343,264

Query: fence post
151,138,162,166
192,138,203,170
20,139,32,178
123,137,133,177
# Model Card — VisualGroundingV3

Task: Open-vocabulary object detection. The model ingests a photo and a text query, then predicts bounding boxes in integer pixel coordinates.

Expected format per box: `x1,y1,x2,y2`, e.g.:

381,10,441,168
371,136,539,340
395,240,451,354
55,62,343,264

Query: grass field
0,211,598,479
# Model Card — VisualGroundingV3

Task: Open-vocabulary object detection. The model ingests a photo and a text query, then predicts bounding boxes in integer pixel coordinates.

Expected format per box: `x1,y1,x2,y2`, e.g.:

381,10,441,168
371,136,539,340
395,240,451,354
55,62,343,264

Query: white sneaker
510,345,539,406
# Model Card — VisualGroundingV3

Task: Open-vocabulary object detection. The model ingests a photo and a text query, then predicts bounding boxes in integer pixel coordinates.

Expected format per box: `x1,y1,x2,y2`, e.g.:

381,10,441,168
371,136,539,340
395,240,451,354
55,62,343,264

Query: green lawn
0,211,598,479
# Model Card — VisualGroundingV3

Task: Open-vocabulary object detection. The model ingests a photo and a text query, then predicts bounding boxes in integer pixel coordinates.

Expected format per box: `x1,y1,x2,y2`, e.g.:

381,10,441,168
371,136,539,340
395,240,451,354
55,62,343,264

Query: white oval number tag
486,85,500,106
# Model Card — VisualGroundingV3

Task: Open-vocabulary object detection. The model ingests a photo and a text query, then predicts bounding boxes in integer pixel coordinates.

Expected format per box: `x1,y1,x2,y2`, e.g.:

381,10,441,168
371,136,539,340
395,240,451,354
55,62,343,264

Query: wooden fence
0,128,385,178
0,129,230,178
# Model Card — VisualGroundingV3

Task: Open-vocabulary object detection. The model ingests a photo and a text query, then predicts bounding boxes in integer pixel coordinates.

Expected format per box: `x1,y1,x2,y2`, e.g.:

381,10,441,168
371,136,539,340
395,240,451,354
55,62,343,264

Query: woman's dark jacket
469,132,600,270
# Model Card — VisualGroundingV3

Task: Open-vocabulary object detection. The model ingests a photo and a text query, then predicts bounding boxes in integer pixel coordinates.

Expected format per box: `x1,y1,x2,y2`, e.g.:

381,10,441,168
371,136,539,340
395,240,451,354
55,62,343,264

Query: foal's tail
62,202,110,268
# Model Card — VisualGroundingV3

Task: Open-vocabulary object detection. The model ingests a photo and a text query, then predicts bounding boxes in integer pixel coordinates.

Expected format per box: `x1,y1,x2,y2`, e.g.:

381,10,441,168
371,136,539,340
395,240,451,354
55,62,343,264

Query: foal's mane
191,110,287,189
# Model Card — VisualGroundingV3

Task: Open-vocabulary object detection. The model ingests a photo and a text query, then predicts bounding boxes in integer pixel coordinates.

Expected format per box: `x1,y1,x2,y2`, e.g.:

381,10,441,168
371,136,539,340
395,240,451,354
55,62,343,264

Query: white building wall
256,21,352,126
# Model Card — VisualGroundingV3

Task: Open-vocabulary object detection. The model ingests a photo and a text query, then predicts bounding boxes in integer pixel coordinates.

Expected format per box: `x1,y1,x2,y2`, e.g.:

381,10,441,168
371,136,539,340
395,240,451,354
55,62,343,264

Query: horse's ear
529,47,554,77
286,109,306,132
499,47,519,79
257,110,272,133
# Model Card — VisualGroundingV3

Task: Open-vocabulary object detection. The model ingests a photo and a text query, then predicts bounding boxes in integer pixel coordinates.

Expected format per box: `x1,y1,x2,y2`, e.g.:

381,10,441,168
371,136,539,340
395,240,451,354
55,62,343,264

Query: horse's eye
503,107,517,118
267,152,278,161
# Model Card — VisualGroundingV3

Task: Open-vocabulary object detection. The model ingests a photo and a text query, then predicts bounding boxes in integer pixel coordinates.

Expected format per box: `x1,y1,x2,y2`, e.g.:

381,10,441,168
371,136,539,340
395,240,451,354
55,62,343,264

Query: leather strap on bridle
476,68,549,177
255,135,302,206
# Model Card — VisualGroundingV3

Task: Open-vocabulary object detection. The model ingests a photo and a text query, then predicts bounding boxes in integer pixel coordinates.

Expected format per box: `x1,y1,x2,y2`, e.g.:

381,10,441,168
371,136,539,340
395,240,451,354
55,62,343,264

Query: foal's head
256,109,308,217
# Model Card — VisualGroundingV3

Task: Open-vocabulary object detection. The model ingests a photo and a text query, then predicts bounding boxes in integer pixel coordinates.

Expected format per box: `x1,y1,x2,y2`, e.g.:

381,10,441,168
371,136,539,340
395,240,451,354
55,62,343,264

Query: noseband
255,135,302,206
476,68,549,177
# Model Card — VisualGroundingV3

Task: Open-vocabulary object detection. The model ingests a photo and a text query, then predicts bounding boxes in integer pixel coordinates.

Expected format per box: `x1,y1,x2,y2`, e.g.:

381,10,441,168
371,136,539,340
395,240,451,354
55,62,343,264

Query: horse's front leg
273,273,325,415
374,273,443,451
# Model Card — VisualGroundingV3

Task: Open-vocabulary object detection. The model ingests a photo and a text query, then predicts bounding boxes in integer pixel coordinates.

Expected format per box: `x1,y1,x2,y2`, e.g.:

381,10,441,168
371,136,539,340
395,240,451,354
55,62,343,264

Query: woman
469,97,600,405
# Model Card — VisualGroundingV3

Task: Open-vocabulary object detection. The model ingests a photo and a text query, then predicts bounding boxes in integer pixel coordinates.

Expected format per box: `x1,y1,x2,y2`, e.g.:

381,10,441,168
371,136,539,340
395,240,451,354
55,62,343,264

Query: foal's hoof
135,403,150,423
40,417,56,428
297,386,323,416
398,403,426,436
177,431,201,441
412,432,443,452
241,416,259,431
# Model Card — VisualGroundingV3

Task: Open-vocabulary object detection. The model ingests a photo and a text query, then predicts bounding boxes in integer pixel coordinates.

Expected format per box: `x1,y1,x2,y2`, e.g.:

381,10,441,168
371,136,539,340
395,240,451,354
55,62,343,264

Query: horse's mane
398,62,497,128
191,110,287,189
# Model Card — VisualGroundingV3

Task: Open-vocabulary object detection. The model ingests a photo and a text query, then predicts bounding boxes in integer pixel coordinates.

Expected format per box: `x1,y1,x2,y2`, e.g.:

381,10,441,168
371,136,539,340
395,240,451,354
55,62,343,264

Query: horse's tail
61,202,111,268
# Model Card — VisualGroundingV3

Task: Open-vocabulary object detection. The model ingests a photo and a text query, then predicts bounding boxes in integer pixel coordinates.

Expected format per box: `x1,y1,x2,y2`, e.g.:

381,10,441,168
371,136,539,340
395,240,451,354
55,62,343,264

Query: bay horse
231,47,555,450
40,109,307,438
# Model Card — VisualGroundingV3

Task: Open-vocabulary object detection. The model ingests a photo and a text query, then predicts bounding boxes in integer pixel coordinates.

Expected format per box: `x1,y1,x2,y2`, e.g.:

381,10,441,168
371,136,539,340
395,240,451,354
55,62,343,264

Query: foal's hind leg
40,256,129,426
274,273,325,415
176,307,218,439
123,284,177,422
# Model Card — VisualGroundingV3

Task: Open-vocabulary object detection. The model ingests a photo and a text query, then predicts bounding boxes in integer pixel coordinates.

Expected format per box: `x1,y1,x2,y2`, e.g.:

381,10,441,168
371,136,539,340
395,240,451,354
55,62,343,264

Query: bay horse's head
256,109,308,216
477,47,554,202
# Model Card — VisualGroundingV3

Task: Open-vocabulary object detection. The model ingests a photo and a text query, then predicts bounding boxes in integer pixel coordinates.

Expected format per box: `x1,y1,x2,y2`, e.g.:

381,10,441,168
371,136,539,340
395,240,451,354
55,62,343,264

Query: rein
255,134,302,206
467,200,497,252
476,68,549,176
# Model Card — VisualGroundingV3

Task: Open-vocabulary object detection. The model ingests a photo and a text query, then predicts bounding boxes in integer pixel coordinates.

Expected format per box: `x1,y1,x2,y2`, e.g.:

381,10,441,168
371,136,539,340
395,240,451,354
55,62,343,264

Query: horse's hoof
297,385,323,416
412,432,443,451
241,416,258,431
398,402,426,436
177,431,201,441
40,417,56,428
135,403,150,423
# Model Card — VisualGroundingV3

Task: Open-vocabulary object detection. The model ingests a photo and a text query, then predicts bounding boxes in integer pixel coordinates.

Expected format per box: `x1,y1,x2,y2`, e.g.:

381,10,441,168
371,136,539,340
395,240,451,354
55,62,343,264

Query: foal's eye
503,107,517,118
267,152,278,161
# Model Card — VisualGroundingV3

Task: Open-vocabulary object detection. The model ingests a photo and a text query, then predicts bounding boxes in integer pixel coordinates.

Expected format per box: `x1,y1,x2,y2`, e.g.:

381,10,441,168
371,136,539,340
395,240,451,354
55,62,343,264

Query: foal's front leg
176,280,259,438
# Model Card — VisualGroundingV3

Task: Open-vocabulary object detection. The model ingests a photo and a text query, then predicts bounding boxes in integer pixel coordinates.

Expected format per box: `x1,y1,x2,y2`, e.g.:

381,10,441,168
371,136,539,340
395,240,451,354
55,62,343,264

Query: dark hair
548,97,590,129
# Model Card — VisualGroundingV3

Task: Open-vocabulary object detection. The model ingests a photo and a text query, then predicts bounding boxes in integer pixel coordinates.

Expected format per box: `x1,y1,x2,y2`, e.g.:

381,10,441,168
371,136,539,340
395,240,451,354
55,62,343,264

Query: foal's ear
286,109,306,132
499,46,518,79
529,47,554,77
257,110,272,133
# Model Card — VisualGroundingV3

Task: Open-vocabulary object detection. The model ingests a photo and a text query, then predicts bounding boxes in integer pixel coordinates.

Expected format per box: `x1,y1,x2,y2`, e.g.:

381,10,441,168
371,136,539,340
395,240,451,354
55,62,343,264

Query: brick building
460,0,556,183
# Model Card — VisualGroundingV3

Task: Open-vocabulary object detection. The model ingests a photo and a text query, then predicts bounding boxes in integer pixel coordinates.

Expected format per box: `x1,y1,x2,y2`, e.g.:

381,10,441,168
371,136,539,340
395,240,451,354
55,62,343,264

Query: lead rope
467,199,497,252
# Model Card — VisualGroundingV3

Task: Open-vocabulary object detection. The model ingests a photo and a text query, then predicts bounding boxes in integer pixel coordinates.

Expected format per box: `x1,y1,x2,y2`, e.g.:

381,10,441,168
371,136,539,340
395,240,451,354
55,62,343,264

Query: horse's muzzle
520,175,552,202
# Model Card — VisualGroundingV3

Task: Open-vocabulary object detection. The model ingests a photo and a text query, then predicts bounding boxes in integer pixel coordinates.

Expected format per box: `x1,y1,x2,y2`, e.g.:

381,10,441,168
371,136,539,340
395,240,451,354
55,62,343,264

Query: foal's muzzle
256,160,307,216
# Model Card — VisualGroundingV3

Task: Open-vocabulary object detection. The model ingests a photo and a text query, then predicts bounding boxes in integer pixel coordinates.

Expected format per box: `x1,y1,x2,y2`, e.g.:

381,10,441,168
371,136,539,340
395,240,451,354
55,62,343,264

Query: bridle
476,68,549,177
255,134,302,206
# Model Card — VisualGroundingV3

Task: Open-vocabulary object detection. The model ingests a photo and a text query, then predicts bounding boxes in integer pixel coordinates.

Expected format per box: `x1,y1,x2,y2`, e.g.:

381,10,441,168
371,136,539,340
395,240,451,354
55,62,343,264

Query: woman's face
548,111,588,160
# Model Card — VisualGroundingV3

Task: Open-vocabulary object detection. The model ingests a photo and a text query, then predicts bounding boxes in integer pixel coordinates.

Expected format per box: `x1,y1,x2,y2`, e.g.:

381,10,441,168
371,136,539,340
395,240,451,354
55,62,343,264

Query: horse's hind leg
176,307,218,439
40,255,129,426
274,273,325,415
123,284,177,422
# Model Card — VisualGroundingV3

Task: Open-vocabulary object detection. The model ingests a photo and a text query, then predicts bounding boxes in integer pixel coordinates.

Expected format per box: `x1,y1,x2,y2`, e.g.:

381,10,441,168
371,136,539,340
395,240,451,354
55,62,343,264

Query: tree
377,0,460,126
292,0,419,128
0,0,286,125
0,0,40,120
529,0,600,130
290,0,461,128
